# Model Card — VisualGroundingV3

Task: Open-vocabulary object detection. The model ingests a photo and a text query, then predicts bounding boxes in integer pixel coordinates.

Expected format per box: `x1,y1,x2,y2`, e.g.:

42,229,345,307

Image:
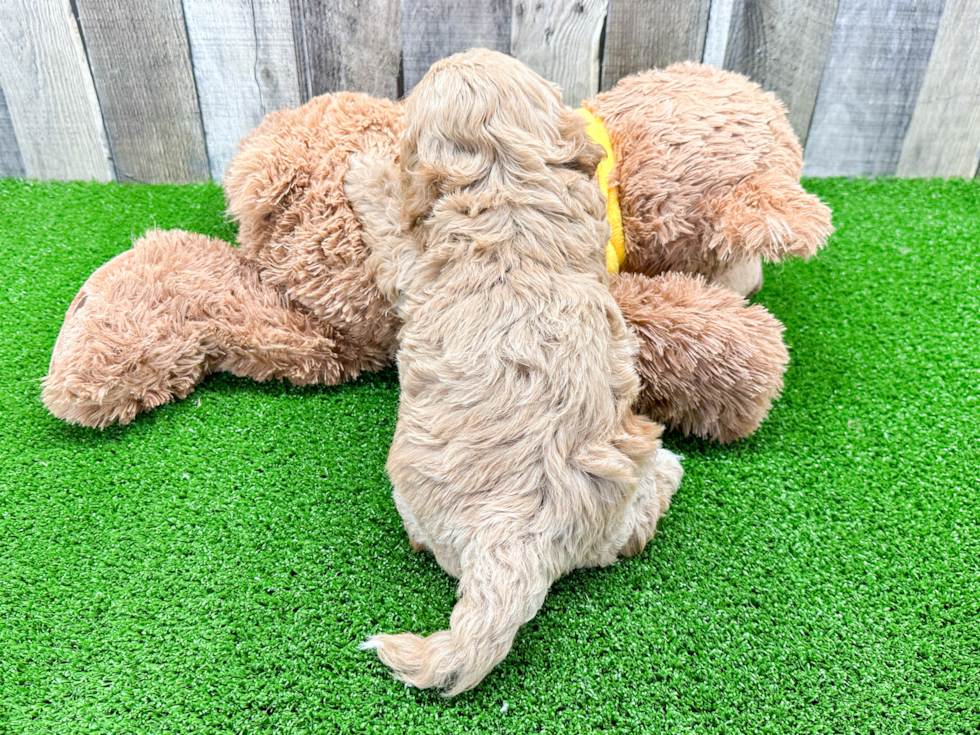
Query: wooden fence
1,0,978,183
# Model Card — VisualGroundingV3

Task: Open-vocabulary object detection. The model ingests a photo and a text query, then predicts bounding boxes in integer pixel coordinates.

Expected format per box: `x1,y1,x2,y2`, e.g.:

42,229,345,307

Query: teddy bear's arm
610,271,789,443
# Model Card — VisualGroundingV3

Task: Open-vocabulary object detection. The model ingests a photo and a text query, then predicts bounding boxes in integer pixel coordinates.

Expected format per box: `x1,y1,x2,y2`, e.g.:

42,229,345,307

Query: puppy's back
391,174,661,546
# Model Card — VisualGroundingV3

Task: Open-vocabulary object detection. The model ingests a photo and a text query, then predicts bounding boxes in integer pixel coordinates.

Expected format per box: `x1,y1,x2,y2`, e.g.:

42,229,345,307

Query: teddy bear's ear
550,107,605,179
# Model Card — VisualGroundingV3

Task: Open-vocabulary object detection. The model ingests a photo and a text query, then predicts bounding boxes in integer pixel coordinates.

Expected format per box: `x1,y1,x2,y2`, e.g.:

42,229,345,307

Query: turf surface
0,177,977,733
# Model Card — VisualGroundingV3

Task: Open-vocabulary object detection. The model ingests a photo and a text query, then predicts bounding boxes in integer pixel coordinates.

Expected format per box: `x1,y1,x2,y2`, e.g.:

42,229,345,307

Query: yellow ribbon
576,107,626,274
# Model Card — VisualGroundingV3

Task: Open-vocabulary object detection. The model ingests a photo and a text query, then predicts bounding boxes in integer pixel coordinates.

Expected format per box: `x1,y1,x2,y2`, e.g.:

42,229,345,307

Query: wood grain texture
803,0,945,177
897,0,980,177
402,0,512,94
511,0,608,105
0,82,26,178
184,0,302,180
703,0,737,68
0,0,112,181
76,0,209,183
290,0,401,101
725,0,839,146
600,0,711,91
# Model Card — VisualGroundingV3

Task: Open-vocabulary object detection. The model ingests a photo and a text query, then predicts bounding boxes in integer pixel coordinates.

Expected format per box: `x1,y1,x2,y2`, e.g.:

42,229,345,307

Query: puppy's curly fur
347,49,683,696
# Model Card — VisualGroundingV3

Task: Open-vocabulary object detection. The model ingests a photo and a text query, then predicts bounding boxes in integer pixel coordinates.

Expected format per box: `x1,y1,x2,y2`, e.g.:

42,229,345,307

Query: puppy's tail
361,540,551,696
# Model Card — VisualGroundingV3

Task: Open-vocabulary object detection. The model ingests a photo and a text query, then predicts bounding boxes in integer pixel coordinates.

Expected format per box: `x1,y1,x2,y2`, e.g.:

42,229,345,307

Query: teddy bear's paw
611,271,789,443
42,287,209,429
711,256,764,298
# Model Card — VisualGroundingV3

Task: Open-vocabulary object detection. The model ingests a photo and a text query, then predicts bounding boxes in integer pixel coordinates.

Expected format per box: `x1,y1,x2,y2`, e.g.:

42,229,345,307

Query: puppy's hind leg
391,484,435,556
618,446,683,559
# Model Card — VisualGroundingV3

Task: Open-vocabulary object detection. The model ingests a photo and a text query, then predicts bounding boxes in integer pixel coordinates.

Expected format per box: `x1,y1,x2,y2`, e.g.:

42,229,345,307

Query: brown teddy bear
42,62,832,443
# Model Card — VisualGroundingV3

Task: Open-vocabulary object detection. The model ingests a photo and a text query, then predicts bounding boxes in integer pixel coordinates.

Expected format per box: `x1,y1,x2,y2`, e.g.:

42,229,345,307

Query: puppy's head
400,49,604,226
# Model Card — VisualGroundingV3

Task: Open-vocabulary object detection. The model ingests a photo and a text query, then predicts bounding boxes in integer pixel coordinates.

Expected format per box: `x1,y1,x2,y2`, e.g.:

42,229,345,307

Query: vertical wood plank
0,0,112,181
702,0,737,68
511,0,609,105
401,0,512,94
802,0,945,177
290,0,401,101
600,0,711,91
897,0,980,178
0,83,26,178
184,0,301,180
724,0,839,146
76,0,209,183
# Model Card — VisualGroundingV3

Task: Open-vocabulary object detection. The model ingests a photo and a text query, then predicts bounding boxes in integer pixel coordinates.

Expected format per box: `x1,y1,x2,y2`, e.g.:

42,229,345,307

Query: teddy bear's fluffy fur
609,270,790,440
43,57,831,443
43,93,403,427
587,62,831,294
351,49,682,696
43,230,345,427
225,92,404,368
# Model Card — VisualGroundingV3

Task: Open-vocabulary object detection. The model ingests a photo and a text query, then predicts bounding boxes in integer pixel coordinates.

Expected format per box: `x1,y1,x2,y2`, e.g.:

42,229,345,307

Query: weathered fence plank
402,0,512,93
600,0,711,90
290,0,401,101
897,0,980,178
0,84,25,178
2,0,974,180
184,0,301,180
511,0,608,105
76,0,209,183
703,0,737,68
803,0,944,177
725,0,839,147
0,0,112,181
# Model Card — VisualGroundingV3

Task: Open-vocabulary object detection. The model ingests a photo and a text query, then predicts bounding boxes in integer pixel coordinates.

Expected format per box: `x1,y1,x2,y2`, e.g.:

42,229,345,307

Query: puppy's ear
399,151,441,229
398,107,493,227
550,108,605,178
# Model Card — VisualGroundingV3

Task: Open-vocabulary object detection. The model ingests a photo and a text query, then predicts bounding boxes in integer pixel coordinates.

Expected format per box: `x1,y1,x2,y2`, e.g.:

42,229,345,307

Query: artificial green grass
0,176,977,734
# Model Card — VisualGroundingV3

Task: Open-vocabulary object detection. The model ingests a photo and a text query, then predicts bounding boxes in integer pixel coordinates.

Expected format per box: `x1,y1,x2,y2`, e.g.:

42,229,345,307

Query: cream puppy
346,49,683,696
